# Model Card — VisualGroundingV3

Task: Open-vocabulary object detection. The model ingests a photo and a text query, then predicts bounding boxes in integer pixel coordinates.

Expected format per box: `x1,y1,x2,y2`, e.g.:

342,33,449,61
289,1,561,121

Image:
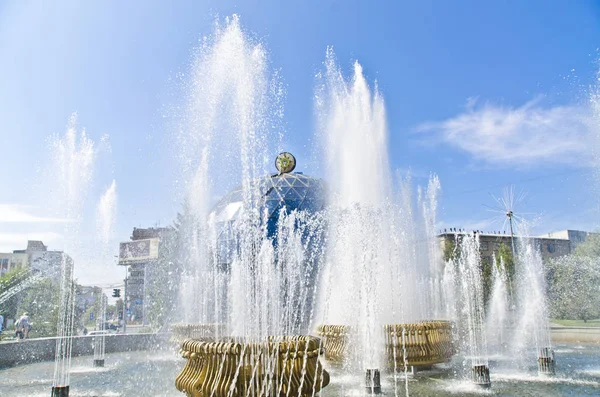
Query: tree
574,233,600,258
113,298,124,319
443,239,458,262
496,243,515,285
547,256,600,322
0,267,28,321
17,278,61,337
481,255,493,305
480,243,514,308
81,292,105,328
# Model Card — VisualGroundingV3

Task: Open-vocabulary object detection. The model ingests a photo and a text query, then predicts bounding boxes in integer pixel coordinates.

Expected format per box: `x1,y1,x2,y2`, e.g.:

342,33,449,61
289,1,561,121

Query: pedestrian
16,312,31,339
15,320,23,340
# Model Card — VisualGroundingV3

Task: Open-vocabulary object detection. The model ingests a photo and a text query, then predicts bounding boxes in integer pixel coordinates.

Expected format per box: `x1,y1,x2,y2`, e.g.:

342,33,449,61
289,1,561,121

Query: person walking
16,312,31,339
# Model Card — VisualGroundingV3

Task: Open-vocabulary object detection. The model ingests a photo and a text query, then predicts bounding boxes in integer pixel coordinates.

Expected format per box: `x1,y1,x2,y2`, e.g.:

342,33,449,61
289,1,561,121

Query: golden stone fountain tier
317,320,455,369
315,325,349,362
175,336,330,397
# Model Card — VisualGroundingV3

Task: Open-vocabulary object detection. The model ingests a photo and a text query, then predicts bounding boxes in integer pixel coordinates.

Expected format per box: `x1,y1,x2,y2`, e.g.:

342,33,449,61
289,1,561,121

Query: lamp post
123,267,127,334
114,255,127,334
507,210,516,258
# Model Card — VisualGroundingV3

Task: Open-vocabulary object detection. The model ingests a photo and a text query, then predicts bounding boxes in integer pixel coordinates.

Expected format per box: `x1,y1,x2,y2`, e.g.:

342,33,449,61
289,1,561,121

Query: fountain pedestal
538,347,555,376
93,359,105,367
471,364,491,388
51,385,69,397
365,369,381,394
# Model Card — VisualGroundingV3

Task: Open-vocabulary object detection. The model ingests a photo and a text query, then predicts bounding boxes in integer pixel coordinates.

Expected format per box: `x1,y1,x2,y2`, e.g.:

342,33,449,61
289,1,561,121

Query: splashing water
485,254,510,356
315,49,446,375
50,113,97,224
176,14,287,338
315,49,389,371
448,233,490,375
512,223,552,364
93,294,107,364
48,114,99,391
172,20,450,395
92,180,117,367
96,180,117,245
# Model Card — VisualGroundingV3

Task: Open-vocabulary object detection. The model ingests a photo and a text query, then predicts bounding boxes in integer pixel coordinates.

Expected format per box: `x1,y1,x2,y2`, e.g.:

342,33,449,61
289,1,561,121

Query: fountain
5,13,599,397
174,146,458,394
50,115,99,397
446,233,491,388
170,15,332,395
312,48,457,390
51,254,75,397
92,293,107,368
484,254,511,357
91,180,117,369
171,25,460,393
513,227,555,376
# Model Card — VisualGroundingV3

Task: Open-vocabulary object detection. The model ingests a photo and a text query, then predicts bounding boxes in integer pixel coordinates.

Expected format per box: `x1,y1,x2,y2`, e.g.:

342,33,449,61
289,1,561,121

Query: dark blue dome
211,172,327,265
212,173,327,223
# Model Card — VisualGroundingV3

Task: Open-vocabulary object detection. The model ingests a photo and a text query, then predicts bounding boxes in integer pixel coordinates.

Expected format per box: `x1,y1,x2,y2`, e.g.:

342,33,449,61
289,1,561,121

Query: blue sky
1,0,599,284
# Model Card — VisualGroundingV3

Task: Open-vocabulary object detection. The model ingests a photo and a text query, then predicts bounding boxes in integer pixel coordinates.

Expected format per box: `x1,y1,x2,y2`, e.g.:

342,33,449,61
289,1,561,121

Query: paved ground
551,326,600,344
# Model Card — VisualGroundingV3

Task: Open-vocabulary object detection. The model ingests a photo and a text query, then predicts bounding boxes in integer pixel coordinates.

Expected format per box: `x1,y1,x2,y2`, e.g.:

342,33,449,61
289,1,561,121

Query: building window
10,260,22,270
128,278,144,285
547,243,555,253
480,242,489,250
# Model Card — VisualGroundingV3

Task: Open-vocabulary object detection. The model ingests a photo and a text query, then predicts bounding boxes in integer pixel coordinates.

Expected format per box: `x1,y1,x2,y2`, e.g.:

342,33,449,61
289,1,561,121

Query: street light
115,255,127,334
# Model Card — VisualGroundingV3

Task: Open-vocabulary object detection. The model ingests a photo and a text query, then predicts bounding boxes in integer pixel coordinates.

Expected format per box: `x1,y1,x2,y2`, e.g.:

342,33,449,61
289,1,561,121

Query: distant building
0,240,65,279
131,227,173,241
438,230,579,264
25,241,65,280
29,251,65,279
537,230,595,252
0,252,28,277
76,285,103,312
118,227,175,324
25,240,48,252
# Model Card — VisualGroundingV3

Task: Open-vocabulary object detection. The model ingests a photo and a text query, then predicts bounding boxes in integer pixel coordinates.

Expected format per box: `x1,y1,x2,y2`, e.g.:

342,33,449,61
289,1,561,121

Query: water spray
93,294,107,367
51,255,75,397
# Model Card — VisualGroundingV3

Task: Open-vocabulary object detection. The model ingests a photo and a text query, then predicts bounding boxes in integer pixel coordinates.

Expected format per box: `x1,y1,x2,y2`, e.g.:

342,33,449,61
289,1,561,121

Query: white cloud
0,204,71,223
0,232,63,252
415,97,597,167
